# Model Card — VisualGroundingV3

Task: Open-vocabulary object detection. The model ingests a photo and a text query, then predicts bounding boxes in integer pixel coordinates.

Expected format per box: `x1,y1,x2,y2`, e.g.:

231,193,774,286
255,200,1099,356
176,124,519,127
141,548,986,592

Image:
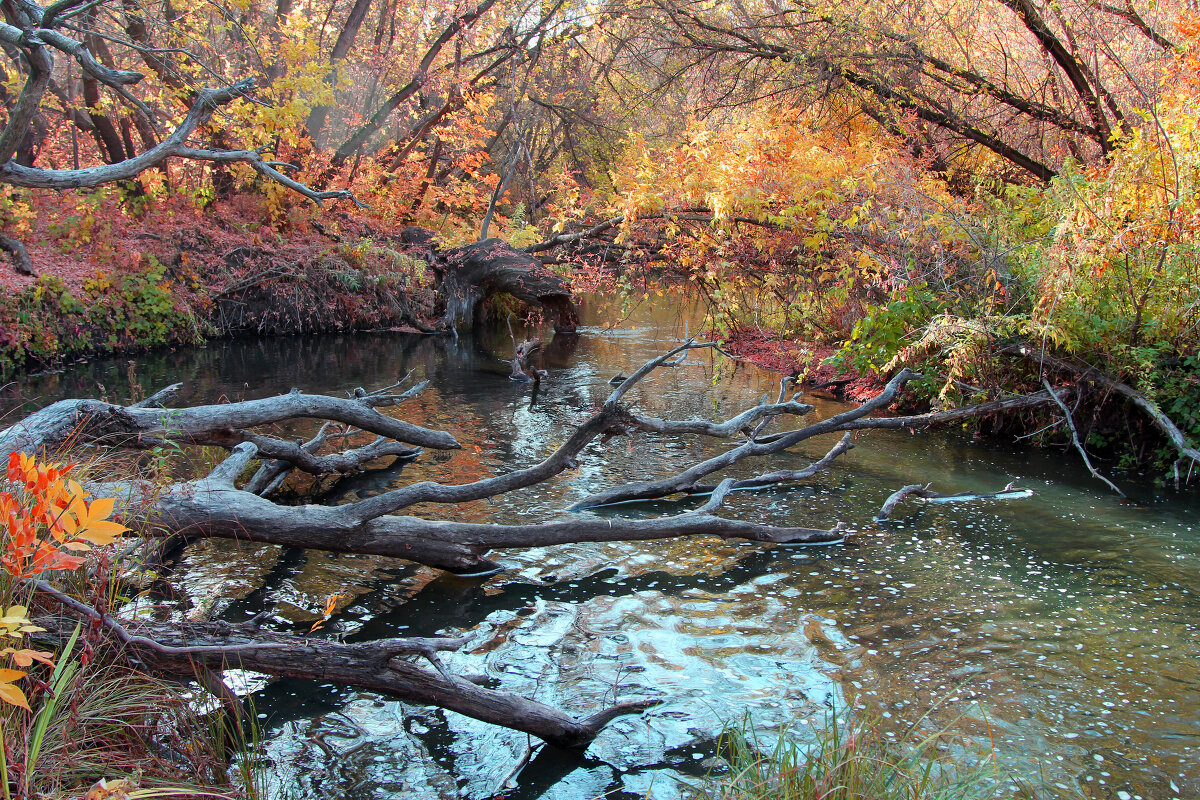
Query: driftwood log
2,341,1063,748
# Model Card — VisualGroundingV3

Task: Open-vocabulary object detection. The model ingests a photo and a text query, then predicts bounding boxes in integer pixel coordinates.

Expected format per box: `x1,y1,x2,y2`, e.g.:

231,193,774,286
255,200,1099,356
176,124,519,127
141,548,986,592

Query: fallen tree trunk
0,385,455,461
31,594,653,749
0,233,34,276
568,368,920,509
93,408,846,574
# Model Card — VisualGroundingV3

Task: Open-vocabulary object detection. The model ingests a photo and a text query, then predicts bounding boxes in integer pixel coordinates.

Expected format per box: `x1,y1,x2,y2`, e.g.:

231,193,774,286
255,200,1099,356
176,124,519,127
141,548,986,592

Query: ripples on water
3,295,1198,800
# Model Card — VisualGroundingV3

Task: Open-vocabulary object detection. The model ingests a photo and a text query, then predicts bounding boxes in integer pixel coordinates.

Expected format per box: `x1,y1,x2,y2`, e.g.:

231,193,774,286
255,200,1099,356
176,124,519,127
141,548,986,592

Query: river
2,294,1197,800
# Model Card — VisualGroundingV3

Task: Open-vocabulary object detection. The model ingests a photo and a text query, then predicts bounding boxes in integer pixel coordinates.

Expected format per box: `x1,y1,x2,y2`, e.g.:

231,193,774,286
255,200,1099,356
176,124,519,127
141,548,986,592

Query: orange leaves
0,453,118,711
82,778,139,800
2,452,127,581
0,667,30,710
308,591,349,633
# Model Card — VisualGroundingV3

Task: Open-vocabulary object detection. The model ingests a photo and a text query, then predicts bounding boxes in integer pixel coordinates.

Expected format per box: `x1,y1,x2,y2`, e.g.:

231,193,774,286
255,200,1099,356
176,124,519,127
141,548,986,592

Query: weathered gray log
673,432,855,498
93,442,843,574
751,387,1066,443
3,341,855,571
242,378,431,494
0,234,34,276
131,383,183,408
0,389,458,457
627,397,813,438
524,215,624,254
318,343,820,520
31,604,652,749
568,368,920,509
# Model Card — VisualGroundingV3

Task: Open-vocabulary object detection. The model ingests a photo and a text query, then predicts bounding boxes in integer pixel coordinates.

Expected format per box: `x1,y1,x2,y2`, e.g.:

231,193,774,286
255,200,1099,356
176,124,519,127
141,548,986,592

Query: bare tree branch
875,481,1032,521
1041,377,1124,495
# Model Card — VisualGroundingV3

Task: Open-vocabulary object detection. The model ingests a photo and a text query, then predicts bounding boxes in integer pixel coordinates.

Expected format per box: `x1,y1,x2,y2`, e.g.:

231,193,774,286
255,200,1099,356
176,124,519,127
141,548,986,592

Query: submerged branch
30,607,649,749
875,481,1033,521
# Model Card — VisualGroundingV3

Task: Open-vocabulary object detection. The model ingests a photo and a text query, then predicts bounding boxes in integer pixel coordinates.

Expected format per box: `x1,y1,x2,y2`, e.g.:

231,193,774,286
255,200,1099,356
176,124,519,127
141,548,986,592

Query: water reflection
4,295,1199,800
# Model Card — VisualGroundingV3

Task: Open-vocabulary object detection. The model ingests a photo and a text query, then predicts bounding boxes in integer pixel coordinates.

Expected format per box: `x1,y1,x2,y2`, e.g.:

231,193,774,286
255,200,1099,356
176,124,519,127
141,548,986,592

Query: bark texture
435,237,579,333
31,605,652,749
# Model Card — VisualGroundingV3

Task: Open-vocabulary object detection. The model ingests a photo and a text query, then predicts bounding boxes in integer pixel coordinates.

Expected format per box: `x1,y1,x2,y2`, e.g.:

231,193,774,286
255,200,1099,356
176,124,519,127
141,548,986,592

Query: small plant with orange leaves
0,451,127,711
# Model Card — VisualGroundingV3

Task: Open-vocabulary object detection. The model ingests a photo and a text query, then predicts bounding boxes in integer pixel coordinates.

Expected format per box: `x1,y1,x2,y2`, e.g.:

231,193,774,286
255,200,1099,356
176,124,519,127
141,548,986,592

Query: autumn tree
602,0,1181,182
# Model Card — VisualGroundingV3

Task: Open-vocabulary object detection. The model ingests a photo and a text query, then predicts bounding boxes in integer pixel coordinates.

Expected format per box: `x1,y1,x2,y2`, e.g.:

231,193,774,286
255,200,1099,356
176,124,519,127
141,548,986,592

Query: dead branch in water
3,341,1051,748
875,481,1034,521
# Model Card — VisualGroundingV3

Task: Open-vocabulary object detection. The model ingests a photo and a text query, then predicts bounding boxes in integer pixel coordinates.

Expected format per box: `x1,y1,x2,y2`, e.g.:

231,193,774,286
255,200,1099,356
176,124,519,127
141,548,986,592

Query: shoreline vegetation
6,12,1200,480
707,711,1015,800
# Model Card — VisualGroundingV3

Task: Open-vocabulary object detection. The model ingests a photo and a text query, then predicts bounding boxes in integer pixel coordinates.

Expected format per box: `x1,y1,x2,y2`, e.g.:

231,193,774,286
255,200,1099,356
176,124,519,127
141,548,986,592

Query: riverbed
3,294,1197,800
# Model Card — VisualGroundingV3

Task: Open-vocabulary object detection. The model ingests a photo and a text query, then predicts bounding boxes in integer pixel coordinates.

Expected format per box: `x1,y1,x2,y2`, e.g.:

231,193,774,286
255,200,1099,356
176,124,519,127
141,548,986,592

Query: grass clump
708,711,1005,800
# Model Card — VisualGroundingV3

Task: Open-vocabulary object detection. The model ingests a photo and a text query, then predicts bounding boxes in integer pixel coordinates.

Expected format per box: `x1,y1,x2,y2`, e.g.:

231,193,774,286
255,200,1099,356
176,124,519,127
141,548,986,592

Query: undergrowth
0,452,264,799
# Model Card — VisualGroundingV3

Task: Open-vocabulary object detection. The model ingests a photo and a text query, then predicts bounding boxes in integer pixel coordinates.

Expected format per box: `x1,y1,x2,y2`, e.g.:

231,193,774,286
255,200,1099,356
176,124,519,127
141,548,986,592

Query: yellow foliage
606,109,972,339
1004,12,1200,359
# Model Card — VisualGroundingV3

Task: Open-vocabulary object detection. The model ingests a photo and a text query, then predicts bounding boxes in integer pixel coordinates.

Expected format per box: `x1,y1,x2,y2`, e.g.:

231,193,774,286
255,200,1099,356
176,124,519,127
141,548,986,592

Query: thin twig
1041,378,1124,496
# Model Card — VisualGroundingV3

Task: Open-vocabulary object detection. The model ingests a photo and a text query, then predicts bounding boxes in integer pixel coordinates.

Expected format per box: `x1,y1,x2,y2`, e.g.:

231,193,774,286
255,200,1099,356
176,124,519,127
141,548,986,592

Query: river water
2,295,1198,800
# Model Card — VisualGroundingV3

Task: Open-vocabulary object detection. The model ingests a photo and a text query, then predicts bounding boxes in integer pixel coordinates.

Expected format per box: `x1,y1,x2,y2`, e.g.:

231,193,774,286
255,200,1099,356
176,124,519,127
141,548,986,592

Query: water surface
3,295,1197,800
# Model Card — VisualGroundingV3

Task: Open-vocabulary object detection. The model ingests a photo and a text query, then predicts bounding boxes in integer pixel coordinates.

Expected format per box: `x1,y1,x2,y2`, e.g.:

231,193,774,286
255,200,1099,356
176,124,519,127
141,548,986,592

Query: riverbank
719,320,1200,481
0,191,575,380
720,326,884,402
